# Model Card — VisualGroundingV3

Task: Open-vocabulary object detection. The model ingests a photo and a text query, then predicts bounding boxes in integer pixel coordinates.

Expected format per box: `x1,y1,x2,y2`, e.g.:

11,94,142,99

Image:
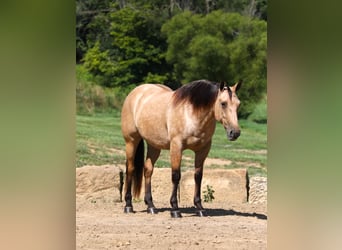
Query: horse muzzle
227,128,240,141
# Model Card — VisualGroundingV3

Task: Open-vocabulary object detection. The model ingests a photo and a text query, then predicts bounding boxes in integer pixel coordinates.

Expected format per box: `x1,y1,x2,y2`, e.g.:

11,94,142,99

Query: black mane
172,80,218,111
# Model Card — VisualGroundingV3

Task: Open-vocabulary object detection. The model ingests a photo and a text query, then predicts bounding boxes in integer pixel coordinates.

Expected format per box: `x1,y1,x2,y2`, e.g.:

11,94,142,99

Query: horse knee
194,170,203,183
125,158,135,171
144,163,154,178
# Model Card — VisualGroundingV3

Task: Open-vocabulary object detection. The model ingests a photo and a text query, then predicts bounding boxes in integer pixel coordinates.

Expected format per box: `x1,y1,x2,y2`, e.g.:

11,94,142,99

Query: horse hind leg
124,138,144,213
144,144,160,214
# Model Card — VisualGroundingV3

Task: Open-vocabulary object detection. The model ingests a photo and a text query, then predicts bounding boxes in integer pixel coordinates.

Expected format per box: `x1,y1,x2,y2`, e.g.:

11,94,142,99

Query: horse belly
145,136,170,150
138,119,170,149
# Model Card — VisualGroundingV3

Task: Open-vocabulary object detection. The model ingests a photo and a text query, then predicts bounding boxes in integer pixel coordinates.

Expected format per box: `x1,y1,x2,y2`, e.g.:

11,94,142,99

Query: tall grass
76,65,130,114
248,94,267,124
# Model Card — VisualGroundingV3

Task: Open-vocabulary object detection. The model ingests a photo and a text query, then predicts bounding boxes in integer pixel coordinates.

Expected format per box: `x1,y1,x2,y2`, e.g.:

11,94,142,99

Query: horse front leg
194,141,212,217
144,144,160,214
170,140,183,218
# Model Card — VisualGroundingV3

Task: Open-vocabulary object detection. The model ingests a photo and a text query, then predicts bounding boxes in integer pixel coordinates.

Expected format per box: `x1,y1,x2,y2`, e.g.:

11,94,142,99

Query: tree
82,5,173,88
162,11,266,117
76,0,113,63
77,1,267,114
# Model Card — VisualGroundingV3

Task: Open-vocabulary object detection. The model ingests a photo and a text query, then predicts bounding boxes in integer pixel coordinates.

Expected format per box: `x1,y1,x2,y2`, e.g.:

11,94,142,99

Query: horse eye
221,102,227,108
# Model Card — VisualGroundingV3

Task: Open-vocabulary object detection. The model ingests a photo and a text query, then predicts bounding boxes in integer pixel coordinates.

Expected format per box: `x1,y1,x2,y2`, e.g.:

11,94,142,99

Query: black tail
133,139,144,198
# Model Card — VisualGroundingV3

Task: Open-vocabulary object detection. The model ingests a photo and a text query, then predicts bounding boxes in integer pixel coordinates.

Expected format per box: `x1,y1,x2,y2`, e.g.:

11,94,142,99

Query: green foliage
81,5,171,88
162,11,200,81
255,0,268,20
76,2,267,117
76,63,93,83
82,41,116,87
203,185,215,202
76,0,113,62
76,65,132,114
186,35,228,81
144,72,168,83
213,0,267,20
248,94,267,123
162,11,267,117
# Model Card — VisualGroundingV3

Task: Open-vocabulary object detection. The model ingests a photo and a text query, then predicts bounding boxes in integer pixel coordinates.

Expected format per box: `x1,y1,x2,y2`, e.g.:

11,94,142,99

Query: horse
121,79,242,218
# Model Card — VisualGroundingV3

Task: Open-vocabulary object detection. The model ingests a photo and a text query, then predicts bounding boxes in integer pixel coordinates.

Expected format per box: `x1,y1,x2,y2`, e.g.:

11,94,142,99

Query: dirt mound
181,168,248,204
76,166,252,205
76,165,124,204
76,165,123,193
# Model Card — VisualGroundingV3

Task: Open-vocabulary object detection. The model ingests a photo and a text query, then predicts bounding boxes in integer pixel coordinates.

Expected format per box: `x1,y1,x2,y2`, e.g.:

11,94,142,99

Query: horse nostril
227,129,240,141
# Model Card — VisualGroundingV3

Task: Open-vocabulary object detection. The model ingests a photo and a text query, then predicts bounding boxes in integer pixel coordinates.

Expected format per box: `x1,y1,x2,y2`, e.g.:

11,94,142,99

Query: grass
76,112,267,176
76,111,126,167
210,120,267,165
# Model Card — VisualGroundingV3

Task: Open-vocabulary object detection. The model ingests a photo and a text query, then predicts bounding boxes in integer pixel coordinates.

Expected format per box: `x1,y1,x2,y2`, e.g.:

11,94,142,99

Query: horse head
214,80,242,141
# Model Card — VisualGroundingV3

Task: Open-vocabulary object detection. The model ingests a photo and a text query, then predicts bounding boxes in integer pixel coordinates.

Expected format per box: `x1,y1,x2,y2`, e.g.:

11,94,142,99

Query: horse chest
174,110,216,149
185,134,206,147
181,120,215,148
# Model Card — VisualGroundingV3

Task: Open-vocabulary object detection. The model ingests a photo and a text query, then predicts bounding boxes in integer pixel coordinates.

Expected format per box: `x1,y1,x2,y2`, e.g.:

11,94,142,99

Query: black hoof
170,210,182,218
147,207,158,214
124,206,134,213
196,210,207,217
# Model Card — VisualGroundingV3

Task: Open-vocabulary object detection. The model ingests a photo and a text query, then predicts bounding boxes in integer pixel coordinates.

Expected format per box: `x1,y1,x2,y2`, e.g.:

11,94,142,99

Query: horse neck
194,106,216,129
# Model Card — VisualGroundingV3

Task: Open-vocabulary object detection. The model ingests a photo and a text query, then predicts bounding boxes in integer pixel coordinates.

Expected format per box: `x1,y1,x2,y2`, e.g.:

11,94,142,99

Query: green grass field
76,112,267,176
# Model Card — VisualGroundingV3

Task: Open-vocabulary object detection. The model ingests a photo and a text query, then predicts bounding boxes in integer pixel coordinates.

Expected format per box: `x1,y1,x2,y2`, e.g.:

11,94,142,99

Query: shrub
76,65,136,114
203,185,215,202
248,94,267,123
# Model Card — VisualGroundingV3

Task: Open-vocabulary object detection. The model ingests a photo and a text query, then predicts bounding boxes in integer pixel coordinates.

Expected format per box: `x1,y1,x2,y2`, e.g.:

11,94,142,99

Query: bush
248,94,267,123
76,65,131,114
77,83,129,114
76,80,95,114
203,185,215,202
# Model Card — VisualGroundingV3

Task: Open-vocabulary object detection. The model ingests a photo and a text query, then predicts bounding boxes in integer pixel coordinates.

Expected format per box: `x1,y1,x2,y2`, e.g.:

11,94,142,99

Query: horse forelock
172,80,218,111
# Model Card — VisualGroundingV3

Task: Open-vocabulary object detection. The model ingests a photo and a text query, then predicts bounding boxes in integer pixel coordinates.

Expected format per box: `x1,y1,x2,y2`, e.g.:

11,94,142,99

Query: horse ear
227,85,232,96
232,80,242,92
219,81,226,91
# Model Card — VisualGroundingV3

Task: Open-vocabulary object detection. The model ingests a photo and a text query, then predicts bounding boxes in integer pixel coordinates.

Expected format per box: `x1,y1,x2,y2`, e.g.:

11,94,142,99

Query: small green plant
203,185,215,203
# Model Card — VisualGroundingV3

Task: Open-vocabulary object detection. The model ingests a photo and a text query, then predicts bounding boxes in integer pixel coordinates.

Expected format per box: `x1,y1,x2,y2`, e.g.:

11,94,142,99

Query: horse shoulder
167,104,216,150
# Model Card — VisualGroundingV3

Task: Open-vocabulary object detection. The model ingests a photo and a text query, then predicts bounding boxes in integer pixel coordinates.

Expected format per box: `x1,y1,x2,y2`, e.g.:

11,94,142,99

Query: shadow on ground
137,206,267,220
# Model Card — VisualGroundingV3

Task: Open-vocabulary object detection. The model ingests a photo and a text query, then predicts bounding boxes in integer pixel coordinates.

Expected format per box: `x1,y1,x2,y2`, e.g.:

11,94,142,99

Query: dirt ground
76,166,267,250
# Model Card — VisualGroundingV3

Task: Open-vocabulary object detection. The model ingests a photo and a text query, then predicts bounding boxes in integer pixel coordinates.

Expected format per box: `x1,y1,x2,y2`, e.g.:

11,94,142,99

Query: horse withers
121,80,242,218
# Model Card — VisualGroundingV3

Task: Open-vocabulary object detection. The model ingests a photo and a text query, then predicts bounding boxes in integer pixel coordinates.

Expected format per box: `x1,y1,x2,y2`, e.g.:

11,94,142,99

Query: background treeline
76,0,267,121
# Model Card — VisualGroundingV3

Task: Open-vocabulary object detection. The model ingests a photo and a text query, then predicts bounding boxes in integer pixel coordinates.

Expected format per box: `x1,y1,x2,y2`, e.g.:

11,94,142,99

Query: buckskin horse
121,79,242,218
